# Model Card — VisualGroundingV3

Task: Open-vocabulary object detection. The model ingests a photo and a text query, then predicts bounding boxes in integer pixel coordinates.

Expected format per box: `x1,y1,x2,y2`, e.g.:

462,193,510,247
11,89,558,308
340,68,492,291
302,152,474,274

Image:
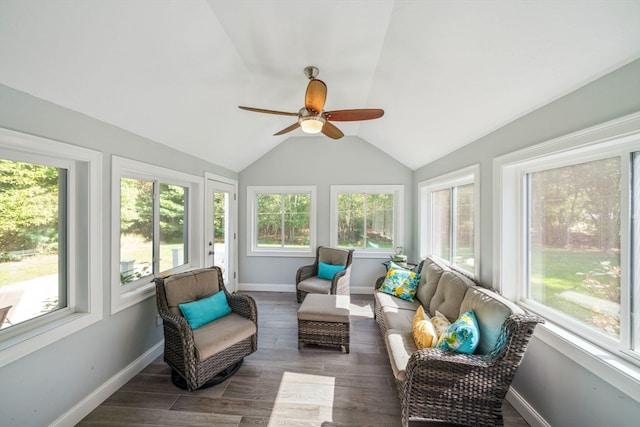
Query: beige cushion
384,329,417,381
429,270,473,322
460,286,524,355
415,257,448,306
163,269,220,316
318,247,350,266
374,290,421,312
381,306,415,331
193,313,256,361
297,276,332,295
298,294,350,323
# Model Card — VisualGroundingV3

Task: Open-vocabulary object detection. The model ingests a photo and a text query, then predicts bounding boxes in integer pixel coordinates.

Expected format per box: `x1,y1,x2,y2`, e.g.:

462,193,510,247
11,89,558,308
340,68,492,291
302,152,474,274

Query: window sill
534,320,640,403
111,281,156,315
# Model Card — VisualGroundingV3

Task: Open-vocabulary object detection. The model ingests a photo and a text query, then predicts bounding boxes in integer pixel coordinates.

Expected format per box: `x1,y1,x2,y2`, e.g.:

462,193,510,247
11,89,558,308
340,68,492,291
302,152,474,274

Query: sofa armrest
375,276,385,290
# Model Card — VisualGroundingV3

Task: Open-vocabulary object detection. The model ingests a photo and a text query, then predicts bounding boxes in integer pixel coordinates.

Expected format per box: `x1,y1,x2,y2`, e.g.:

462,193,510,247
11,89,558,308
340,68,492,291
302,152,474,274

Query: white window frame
0,128,102,367
246,186,317,257
330,185,404,258
494,112,640,401
419,164,480,277
111,156,204,314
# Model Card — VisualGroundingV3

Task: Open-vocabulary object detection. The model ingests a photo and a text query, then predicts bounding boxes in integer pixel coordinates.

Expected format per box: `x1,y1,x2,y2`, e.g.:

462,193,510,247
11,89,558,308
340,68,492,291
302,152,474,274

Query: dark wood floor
78,292,529,427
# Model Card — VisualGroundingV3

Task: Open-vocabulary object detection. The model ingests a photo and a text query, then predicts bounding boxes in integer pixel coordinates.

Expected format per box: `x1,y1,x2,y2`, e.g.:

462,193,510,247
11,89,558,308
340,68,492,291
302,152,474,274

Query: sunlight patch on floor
270,371,335,426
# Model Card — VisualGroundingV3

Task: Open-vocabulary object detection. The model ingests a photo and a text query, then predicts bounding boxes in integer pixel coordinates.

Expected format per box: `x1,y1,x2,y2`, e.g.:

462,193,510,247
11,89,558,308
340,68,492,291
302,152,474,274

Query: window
330,185,404,257
112,157,202,313
0,128,102,367
496,113,640,396
419,165,479,275
246,186,316,257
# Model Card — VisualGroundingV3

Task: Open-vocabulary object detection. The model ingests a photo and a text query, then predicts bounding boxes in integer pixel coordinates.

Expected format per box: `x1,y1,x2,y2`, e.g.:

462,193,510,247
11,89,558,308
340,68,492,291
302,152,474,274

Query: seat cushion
193,313,257,362
297,276,332,294
429,270,474,322
459,286,524,354
298,294,350,322
375,290,421,312
381,306,416,332
384,329,417,381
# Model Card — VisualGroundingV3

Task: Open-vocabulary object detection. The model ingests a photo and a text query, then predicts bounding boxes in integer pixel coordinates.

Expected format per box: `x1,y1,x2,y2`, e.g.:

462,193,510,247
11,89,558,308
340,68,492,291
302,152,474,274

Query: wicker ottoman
297,294,350,353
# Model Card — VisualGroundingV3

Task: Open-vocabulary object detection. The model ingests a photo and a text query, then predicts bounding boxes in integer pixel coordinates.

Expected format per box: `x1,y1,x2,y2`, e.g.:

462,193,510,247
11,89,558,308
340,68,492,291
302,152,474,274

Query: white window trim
493,112,640,402
111,156,204,314
0,128,103,368
330,184,404,259
246,186,317,257
419,164,480,278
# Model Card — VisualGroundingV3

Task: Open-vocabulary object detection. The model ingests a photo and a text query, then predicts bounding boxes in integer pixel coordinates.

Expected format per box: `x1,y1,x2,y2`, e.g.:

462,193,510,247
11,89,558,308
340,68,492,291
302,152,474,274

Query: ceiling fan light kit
239,66,384,140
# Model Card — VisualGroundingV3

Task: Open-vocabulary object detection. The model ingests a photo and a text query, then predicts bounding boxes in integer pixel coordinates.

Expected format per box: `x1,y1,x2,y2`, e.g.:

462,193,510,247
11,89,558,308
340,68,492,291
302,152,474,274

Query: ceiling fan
238,66,384,139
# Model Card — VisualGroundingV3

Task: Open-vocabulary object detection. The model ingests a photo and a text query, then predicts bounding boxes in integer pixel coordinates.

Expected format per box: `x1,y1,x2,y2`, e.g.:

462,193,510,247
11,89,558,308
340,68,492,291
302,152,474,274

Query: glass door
205,177,237,291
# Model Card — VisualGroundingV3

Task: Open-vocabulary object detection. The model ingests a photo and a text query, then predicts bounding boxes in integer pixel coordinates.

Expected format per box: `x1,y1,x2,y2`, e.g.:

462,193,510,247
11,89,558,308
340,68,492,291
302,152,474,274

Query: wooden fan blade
239,106,298,117
305,79,327,113
325,109,384,121
321,121,344,140
274,122,301,136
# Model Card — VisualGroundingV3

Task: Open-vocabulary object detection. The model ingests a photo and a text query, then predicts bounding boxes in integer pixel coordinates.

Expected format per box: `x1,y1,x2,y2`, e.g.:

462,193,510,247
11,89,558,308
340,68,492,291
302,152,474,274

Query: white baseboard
238,283,373,295
507,387,550,427
50,340,164,427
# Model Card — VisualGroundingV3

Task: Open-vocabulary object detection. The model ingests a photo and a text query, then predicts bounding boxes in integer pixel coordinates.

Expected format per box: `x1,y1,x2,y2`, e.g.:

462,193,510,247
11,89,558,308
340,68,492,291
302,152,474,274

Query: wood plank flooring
78,292,529,427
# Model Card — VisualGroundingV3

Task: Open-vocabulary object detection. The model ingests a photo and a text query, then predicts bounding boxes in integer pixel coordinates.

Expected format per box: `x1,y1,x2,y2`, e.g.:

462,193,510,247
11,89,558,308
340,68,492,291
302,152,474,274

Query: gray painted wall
413,59,640,426
238,136,413,291
0,84,237,426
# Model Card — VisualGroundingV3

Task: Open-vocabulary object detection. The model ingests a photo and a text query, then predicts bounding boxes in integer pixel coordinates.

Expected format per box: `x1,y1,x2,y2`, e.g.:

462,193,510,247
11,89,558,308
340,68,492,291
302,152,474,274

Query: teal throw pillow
179,291,232,330
379,267,421,302
318,261,345,280
436,310,480,354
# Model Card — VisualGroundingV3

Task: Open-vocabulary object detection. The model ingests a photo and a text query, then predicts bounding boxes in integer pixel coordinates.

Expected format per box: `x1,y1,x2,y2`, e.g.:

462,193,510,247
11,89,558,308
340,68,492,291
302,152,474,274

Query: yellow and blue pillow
436,310,480,354
379,265,421,302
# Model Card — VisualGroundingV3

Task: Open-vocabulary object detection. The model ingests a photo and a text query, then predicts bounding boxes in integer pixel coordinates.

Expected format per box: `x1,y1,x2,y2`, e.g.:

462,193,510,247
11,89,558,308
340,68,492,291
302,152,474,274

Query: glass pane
432,189,451,260
529,157,620,338
283,193,310,248
0,159,65,329
120,178,153,284
454,184,474,272
365,193,394,249
257,193,282,247
159,183,187,273
337,193,365,248
213,191,228,271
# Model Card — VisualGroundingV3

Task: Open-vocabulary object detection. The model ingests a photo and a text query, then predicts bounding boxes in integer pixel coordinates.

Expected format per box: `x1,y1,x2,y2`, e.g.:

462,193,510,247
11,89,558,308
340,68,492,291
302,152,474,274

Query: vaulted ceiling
1,1,639,172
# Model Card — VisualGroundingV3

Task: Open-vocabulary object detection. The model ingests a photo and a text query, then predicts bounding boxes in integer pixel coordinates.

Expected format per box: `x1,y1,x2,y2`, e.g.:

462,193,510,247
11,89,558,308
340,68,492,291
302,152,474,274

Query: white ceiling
1,0,639,172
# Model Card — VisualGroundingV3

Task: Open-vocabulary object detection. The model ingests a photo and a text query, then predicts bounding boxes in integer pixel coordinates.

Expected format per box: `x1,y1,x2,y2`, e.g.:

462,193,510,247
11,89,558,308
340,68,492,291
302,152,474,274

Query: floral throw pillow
436,310,480,354
379,267,421,302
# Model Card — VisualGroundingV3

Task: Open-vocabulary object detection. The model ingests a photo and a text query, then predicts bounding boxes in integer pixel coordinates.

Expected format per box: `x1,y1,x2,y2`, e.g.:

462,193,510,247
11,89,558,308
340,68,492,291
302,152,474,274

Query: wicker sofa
374,257,543,427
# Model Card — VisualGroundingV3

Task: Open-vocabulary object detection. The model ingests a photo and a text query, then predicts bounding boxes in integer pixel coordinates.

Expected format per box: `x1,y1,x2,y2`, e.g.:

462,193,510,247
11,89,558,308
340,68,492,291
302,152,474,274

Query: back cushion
415,257,447,306
163,269,220,316
459,287,524,354
429,270,472,322
318,247,349,266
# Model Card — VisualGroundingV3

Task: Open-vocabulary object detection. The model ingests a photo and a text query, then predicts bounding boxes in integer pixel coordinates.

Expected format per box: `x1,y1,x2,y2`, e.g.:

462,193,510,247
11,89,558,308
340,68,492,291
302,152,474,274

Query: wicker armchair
155,267,258,391
296,246,354,303
398,311,542,426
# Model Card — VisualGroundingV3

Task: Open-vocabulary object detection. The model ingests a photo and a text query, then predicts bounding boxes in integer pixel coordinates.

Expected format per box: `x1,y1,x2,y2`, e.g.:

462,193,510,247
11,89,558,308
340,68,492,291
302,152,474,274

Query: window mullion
450,187,457,264
153,181,160,275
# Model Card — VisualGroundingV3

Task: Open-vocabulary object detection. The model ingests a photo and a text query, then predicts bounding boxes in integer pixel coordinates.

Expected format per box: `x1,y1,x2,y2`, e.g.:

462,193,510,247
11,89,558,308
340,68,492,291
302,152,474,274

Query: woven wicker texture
155,267,258,391
298,319,350,353
375,273,544,426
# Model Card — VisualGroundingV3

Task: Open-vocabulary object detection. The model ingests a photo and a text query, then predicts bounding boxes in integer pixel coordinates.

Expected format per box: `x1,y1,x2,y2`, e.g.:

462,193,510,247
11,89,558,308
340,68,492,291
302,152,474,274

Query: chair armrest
227,291,258,324
296,264,317,284
331,267,351,295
